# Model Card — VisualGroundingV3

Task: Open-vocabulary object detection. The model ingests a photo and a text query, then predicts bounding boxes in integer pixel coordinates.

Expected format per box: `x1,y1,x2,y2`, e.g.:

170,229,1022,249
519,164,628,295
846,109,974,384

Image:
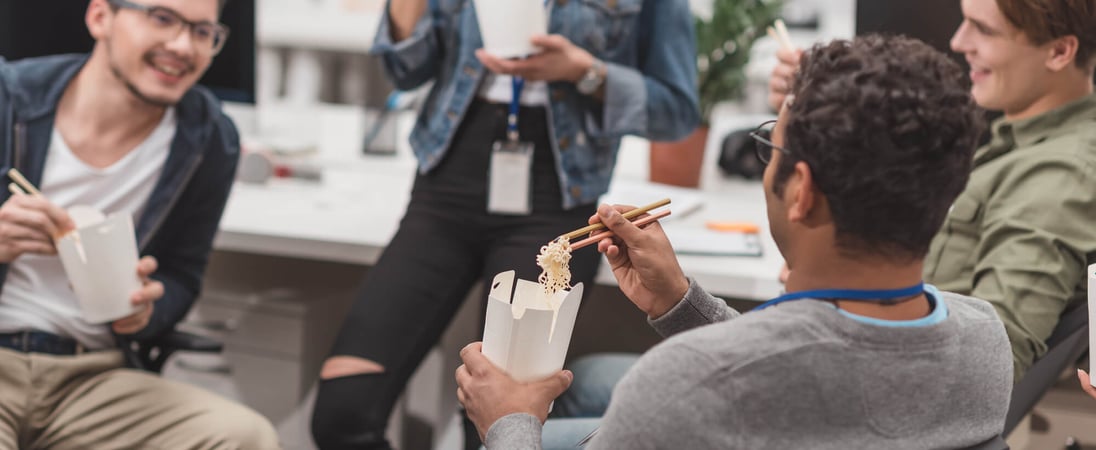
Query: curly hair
773,35,985,261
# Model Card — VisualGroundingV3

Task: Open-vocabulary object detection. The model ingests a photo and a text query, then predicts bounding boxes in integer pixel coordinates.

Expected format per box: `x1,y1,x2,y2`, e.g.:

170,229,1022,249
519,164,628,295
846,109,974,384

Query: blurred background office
2,1,1093,449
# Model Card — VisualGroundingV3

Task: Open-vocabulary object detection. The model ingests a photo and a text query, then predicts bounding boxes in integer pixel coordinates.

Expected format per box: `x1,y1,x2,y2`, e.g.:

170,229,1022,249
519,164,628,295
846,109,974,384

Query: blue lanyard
507,76,524,142
506,0,551,142
753,282,925,311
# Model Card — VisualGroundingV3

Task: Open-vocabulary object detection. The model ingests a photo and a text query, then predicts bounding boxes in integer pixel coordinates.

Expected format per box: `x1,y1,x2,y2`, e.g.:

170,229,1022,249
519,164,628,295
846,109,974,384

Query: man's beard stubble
105,40,183,108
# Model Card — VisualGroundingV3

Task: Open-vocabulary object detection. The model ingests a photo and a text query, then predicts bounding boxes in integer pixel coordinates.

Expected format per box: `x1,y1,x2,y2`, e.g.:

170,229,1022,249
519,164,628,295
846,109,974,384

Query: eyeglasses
748,119,794,165
107,0,230,56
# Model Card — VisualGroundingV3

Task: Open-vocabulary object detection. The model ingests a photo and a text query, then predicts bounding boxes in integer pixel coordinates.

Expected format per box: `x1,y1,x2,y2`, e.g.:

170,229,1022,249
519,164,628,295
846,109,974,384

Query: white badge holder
488,140,534,215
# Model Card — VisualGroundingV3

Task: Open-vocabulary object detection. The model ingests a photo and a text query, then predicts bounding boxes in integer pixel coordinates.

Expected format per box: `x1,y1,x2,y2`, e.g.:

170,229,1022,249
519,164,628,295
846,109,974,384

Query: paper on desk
664,226,763,257
601,180,703,221
482,270,585,382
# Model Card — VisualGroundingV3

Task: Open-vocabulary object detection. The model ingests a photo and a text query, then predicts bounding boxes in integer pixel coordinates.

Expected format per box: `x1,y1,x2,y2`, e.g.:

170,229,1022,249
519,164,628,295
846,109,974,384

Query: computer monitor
0,0,255,103
855,0,965,67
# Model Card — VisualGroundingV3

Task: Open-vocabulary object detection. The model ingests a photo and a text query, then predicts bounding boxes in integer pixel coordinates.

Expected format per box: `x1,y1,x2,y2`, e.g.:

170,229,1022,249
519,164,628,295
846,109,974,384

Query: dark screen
0,0,255,103
856,0,965,68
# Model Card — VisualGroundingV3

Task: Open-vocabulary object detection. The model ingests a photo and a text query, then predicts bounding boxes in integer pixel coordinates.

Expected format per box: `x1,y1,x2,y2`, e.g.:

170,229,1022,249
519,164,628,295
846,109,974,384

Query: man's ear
86,0,112,41
1045,35,1080,72
785,161,815,224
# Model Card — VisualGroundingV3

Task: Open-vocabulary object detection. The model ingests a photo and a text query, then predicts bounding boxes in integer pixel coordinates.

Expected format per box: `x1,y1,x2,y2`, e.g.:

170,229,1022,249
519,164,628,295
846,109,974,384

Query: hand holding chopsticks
589,203,691,319
2,168,73,245
766,19,801,111
766,19,795,52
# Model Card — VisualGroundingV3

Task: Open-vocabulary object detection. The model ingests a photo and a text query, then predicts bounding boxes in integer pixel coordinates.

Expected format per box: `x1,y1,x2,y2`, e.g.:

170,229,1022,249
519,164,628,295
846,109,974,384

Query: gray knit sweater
486,280,1013,449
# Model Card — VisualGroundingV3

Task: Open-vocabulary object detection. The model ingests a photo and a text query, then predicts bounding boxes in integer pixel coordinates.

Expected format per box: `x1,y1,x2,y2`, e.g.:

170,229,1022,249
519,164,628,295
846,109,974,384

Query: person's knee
174,396,279,449
320,356,385,380
554,353,640,419
311,373,391,449
220,404,280,449
568,353,639,392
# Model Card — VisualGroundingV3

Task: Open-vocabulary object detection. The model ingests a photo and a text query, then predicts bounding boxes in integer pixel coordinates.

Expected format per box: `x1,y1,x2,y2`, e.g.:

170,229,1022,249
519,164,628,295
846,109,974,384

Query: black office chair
1004,301,1090,436
122,330,224,374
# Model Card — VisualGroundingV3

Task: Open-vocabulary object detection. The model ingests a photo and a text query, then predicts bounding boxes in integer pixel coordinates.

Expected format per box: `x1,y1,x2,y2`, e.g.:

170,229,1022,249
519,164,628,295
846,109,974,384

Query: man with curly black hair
454,35,1012,449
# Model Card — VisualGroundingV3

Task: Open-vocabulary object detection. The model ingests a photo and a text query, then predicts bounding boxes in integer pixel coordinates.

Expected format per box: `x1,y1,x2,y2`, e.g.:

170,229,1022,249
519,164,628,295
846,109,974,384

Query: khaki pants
0,347,281,450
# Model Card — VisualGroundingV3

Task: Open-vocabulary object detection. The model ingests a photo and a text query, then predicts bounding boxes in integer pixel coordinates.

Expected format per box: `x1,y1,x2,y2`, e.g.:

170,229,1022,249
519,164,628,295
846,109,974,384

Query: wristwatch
576,59,607,95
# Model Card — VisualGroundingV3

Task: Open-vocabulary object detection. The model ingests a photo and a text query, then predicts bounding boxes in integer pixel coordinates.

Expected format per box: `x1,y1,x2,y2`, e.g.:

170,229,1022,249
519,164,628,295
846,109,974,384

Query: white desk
214,103,784,301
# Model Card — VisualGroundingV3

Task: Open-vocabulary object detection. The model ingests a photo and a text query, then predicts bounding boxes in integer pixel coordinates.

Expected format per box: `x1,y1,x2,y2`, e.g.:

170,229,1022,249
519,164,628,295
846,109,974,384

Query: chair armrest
149,330,224,353
126,330,225,373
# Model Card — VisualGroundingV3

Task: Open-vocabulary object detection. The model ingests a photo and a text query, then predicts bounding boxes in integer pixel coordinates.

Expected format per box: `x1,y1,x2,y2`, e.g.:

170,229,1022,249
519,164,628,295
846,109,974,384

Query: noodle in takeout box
481,199,671,382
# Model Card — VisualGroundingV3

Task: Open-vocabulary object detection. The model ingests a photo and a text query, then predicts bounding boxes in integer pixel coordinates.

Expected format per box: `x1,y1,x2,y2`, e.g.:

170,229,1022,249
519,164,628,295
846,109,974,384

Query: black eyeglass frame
748,119,796,165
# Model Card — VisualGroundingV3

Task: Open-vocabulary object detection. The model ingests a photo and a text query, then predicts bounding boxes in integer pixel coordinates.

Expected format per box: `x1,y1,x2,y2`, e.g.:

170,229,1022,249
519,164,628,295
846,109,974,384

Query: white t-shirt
0,108,175,349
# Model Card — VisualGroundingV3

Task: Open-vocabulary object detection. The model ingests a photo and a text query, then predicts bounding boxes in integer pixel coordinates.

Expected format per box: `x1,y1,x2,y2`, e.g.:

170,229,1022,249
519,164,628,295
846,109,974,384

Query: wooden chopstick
775,19,792,46
559,198,670,241
571,209,672,250
767,19,795,52
7,169,42,197
8,183,27,197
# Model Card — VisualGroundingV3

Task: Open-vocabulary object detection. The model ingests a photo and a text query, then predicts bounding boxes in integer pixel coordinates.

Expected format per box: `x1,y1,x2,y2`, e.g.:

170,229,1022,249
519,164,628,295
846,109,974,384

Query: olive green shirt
925,93,1096,380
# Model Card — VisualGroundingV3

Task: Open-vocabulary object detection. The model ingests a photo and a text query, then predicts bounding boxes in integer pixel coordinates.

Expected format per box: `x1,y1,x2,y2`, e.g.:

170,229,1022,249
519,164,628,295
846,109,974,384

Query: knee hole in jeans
320,356,386,380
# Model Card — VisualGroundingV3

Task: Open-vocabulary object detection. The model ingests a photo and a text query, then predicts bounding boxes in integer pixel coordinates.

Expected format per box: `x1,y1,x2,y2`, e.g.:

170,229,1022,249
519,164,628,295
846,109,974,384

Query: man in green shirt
926,0,1095,379
771,0,1096,379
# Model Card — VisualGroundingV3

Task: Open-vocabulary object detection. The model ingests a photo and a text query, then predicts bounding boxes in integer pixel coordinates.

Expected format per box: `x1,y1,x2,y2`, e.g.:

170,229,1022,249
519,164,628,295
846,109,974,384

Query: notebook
664,226,763,257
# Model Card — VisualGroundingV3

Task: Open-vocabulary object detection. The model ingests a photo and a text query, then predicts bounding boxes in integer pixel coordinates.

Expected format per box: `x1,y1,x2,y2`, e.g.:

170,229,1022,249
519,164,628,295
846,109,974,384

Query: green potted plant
650,0,784,188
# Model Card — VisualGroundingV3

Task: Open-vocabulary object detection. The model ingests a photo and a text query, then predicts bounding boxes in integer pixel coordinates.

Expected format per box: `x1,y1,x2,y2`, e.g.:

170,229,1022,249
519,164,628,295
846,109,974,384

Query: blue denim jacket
373,0,700,209
0,54,240,341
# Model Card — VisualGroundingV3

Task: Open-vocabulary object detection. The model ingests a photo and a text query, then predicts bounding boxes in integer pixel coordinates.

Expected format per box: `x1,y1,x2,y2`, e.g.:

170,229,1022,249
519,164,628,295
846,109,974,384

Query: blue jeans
539,353,641,448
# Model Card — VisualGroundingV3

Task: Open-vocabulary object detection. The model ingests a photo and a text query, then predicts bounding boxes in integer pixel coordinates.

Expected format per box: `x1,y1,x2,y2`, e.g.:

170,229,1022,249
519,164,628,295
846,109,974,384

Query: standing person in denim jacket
310,0,699,448
0,0,279,448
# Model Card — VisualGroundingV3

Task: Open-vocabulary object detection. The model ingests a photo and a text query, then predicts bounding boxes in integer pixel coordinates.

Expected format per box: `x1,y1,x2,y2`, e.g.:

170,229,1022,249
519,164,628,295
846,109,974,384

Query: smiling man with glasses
0,1,279,448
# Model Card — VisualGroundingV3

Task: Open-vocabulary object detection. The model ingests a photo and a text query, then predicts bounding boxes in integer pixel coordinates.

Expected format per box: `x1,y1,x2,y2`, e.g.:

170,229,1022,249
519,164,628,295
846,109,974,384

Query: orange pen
705,221,760,234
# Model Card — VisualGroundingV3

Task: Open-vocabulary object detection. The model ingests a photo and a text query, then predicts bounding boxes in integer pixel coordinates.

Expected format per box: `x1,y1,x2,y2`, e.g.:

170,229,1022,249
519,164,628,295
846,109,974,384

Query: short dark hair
773,35,984,261
997,0,1096,71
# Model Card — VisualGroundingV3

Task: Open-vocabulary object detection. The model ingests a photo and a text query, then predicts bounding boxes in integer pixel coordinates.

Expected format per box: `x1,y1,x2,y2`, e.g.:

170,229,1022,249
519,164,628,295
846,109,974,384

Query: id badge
488,140,534,215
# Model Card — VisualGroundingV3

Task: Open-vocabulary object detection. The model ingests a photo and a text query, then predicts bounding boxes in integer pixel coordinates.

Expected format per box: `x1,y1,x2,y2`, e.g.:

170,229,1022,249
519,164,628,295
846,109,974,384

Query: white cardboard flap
482,270,585,382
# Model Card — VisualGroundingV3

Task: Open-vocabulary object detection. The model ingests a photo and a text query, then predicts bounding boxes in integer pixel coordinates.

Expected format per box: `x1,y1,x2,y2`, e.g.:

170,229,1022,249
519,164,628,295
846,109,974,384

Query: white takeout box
482,270,584,382
56,212,142,323
473,0,548,59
